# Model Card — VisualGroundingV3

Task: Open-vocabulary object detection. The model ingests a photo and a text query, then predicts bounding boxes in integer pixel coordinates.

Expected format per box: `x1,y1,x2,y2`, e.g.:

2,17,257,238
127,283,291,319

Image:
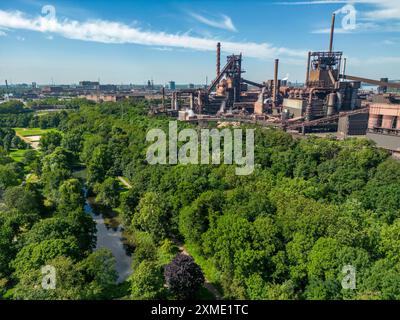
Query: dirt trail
178,245,223,300
16,133,40,150
118,176,132,189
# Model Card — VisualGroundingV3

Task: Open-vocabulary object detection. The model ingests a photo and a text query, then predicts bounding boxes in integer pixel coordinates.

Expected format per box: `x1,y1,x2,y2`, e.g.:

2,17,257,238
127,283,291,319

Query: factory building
79,81,100,90
367,95,400,153
169,81,176,90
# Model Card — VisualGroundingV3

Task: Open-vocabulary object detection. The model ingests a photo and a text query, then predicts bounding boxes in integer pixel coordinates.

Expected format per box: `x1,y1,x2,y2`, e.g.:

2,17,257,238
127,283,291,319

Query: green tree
133,192,169,242
11,238,80,279
94,177,120,208
87,145,112,185
41,147,73,202
39,131,63,154
23,149,38,165
119,186,141,225
58,179,85,212
77,249,118,299
130,261,165,300
0,163,20,192
3,185,41,215
12,256,84,300
179,190,224,246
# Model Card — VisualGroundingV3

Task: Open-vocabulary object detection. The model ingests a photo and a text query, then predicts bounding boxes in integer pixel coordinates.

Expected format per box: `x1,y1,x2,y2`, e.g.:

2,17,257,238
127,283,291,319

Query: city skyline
0,0,399,84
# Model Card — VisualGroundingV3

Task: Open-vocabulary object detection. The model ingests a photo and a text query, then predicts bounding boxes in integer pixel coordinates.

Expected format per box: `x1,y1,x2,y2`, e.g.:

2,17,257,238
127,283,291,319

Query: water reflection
84,196,132,283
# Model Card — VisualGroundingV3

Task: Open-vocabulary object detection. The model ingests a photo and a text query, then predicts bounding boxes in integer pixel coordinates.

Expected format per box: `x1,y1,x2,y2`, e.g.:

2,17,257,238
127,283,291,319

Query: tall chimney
343,58,347,76
217,42,221,78
162,86,165,112
329,13,336,52
306,51,311,86
273,59,279,108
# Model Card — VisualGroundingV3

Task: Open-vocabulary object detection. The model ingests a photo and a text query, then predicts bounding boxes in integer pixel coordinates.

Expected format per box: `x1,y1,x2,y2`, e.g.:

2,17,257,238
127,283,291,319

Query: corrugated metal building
366,101,400,153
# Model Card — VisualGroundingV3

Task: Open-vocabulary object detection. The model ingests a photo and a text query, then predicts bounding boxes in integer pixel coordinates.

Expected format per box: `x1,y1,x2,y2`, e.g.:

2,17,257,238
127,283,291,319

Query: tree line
1,99,400,300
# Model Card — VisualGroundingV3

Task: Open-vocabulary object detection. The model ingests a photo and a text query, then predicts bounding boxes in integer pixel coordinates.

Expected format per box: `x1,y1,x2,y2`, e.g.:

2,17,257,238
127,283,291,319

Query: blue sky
0,0,399,85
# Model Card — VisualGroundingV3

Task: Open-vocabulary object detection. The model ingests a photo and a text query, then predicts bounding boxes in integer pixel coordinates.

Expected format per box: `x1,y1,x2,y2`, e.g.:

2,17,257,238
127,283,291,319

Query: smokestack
217,42,221,78
162,86,165,112
343,58,347,76
329,13,336,52
306,51,311,86
273,59,279,107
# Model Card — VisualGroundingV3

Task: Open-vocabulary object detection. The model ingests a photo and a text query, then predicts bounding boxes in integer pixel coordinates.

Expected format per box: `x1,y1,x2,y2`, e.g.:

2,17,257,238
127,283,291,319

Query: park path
116,175,223,299
118,176,132,189
15,132,40,150
178,244,223,300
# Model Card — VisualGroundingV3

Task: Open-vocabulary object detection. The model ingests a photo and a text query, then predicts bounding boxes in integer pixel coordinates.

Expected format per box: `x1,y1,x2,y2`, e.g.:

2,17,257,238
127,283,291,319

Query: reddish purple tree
164,254,205,299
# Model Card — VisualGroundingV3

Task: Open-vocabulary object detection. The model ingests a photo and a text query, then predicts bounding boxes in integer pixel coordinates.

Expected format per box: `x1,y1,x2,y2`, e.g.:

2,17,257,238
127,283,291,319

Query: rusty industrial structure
164,14,400,153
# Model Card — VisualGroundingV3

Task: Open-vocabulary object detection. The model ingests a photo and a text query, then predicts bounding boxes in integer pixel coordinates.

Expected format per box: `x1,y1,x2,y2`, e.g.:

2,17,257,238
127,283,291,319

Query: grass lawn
184,243,222,287
13,127,58,137
9,149,29,162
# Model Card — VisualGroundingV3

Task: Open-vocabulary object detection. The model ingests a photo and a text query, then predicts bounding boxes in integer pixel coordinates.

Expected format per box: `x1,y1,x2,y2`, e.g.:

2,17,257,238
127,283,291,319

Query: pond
75,167,133,283
84,195,133,283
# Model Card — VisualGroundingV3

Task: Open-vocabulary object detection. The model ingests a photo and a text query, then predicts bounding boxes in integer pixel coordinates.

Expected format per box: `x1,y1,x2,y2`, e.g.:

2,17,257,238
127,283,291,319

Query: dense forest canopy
1,99,400,300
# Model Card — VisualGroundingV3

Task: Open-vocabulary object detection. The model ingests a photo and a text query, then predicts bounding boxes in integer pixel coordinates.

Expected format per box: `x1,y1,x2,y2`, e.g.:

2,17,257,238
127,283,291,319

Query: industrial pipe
340,74,400,89
242,78,264,88
328,69,337,87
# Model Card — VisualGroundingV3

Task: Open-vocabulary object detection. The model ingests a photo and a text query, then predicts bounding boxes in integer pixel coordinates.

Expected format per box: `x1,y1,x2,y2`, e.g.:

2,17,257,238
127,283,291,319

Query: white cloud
0,9,306,60
189,12,237,32
278,0,400,21
347,56,400,66
152,47,173,52
360,0,400,21
16,36,25,41
0,30,6,37
383,39,396,45
311,21,380,34
46,35,54,40
278,0,400,34
311,27,352,34
277,1,349,4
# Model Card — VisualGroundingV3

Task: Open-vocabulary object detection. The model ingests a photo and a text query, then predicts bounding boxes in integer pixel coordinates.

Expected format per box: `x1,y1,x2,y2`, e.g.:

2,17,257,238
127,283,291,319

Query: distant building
188,83,195,89
81,94,124,103
147,80,155,90
99,84,117,92
378,78,389,94
80,93,145,103
367,95,400,154
388,80,400,94
169,81,176,90
79,81,100,90
42,86,63,94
